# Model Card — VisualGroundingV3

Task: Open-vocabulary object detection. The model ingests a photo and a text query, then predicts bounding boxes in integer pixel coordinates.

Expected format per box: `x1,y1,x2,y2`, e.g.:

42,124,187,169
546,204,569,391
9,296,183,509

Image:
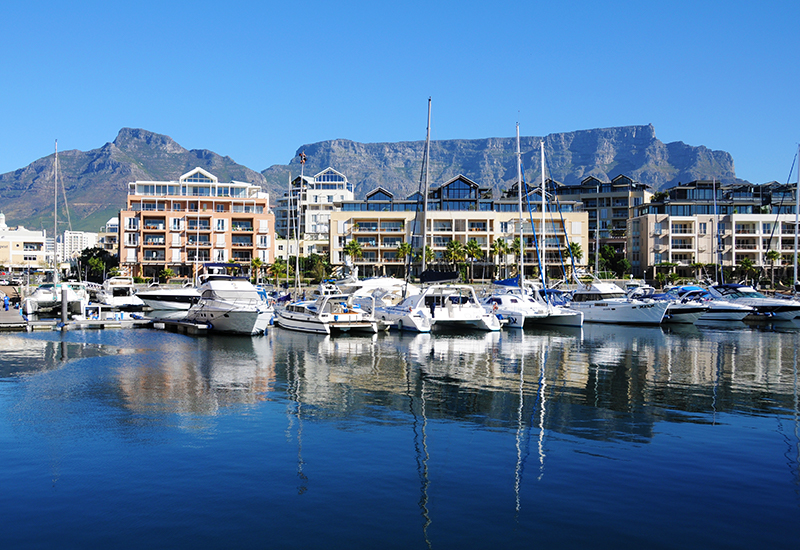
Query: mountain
0,128,271,232
0,124,742,232
262,124,743,200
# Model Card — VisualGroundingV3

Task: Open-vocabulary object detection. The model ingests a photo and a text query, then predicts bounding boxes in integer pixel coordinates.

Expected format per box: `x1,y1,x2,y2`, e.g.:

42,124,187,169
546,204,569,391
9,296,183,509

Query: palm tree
250,257,263,284
267,258,287,285
510,237,522,276
564,241,583,279
464,239,483,283
765,249,780,288
395,241,413,280
444,239,466,270
343,239,363,264
490,239,508,279
737,257,756,285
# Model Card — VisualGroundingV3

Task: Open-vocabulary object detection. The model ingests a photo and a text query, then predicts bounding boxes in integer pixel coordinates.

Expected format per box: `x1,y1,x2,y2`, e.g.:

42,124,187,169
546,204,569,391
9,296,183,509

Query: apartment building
0,212,48,272
554,175,653,261
118,168,274,279
274,167,354,259
629,180,798,280
329,175,588,279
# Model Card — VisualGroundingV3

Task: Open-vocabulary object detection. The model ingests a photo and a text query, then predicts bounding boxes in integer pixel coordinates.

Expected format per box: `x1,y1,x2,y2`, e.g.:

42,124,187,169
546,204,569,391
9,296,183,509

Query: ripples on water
1,322,799,549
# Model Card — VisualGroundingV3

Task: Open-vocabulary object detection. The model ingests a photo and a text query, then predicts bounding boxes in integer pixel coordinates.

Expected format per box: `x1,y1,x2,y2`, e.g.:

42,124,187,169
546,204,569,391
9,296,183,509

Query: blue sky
1,0,798,184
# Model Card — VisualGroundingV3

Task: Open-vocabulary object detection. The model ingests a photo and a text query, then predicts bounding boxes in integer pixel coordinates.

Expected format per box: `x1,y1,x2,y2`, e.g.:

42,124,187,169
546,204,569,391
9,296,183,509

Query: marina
1,317,799,548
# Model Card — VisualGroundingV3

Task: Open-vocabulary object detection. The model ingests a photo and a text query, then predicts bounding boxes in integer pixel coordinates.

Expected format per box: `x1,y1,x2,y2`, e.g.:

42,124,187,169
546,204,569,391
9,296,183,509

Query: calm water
1,321,799,549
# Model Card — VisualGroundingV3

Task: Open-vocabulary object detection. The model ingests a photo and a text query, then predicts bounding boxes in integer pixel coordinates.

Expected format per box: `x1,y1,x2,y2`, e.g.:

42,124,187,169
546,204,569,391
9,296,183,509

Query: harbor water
1,322,799,549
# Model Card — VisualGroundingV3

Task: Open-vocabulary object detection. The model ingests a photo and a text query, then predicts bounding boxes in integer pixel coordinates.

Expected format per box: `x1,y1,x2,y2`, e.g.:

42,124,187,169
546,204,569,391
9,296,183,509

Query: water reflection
7,325,800,443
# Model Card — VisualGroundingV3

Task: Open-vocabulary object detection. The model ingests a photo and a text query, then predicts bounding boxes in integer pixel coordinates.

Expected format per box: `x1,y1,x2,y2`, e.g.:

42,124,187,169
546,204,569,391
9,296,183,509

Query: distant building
118,167,275,279
630,180,799,281
0,212,48,273
98,218,119,255
329,175,588,279
60,230,98,260
274,168,354,260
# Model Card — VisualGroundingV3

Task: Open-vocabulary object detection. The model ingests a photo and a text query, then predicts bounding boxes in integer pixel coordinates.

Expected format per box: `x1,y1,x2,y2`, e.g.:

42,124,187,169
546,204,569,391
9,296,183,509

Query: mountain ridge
0,125,744,232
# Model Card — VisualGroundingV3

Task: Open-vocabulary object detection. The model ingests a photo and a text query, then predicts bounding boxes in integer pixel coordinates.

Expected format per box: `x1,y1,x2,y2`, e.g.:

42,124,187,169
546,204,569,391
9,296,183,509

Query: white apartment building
274,168,354,259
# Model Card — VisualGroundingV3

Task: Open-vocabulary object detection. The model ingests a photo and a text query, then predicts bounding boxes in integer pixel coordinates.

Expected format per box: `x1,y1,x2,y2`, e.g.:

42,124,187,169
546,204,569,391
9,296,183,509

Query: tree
765,249,780,287
250,257,263,284
464,239,483,282
444,239,465,269
158,267,176,281
395,241,413,280
267,258,288,285
690,262,705,282
77,247,118,283
491,239,509,279
737,257,756,285
343,239,363,264
510,237,522,275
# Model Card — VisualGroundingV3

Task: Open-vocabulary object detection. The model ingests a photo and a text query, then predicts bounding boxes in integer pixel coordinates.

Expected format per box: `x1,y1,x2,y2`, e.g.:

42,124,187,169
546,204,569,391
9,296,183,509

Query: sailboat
376,99,500,332
22,141,89,316
484,129,582,328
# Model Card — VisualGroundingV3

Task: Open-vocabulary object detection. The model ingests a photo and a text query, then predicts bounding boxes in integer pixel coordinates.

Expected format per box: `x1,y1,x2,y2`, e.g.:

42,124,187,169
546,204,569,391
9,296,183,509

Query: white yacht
626,284,709,325
274,292,379,335
184,275,268,335
22,281,89,315
672,286,753,322
97,276,144,309
136,281,200,311
377,284,501,332
568,280,668,325
706,283,800,321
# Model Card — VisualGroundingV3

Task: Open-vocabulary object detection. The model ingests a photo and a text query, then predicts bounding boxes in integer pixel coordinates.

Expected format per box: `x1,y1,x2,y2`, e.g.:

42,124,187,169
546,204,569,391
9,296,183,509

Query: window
215,219,226,231
699,223,707,234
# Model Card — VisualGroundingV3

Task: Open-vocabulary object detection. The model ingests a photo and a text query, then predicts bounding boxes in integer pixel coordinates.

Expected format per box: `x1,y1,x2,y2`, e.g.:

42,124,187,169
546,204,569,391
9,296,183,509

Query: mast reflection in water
1,323,799,549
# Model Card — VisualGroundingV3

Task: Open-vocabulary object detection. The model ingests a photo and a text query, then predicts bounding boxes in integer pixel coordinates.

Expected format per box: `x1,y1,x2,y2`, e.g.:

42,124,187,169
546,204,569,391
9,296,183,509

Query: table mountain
0,124,742,232
0,128,270,232
262,124,742,200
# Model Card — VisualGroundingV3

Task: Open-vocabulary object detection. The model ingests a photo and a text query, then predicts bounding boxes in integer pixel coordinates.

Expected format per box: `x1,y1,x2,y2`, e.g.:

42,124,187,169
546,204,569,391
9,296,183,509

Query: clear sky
1,0,798,184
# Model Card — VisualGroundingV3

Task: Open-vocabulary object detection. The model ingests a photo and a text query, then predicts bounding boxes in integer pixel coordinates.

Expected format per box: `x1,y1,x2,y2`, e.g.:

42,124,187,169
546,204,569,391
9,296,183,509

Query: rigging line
519,156,547,293
760,151,798,281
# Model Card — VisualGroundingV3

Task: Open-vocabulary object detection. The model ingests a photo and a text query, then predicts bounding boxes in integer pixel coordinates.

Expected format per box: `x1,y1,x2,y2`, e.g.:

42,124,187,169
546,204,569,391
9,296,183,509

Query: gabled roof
180,167,218,184
365,187,394,200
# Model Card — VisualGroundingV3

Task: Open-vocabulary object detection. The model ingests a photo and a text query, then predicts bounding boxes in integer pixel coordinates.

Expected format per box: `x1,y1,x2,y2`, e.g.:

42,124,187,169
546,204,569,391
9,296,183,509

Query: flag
299,151,307,164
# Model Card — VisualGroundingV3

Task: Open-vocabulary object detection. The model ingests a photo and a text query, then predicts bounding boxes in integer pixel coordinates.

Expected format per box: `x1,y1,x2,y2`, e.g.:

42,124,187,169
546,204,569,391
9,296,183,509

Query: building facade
555,175,653,264
629,180,799,281
329,175,588,280
274,167,354,260
118,168,275,279
0,213,48,274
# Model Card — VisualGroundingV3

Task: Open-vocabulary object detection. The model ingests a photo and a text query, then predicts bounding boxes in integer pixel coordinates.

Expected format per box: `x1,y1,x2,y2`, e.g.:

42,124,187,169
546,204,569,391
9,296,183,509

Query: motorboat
274,291,379,335
96,276,144,309
22,281,89,315
671,286,753,322
377,284,501,332
567,279,668,325
626,284,709,325
706,283,800,321
136,281,200,311
184,274,268,335
482,283,582,328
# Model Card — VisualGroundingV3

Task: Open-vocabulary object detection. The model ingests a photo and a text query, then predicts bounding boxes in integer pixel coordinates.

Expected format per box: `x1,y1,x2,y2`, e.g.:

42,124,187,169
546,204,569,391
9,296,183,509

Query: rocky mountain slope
262,124,741,200
0,125,742,232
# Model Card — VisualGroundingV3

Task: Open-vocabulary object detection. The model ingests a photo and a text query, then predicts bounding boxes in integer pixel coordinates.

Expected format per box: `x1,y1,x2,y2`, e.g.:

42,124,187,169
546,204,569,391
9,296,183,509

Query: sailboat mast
794,143,800,286
421,98,431,273
54,140,59,284
516,124,523,282
541,141,546,286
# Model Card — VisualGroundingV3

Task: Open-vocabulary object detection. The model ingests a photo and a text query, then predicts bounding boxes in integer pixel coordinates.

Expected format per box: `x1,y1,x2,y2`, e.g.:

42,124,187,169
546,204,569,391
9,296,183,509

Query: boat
671,286,753,322
22,281,89,315
184,274,268,335
626,283,709,324
485,130,582,329
706,283,800,321
96,276,145,309
274,291,379,334
567,276,669,325
136,280,200,311
377,283,501,332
